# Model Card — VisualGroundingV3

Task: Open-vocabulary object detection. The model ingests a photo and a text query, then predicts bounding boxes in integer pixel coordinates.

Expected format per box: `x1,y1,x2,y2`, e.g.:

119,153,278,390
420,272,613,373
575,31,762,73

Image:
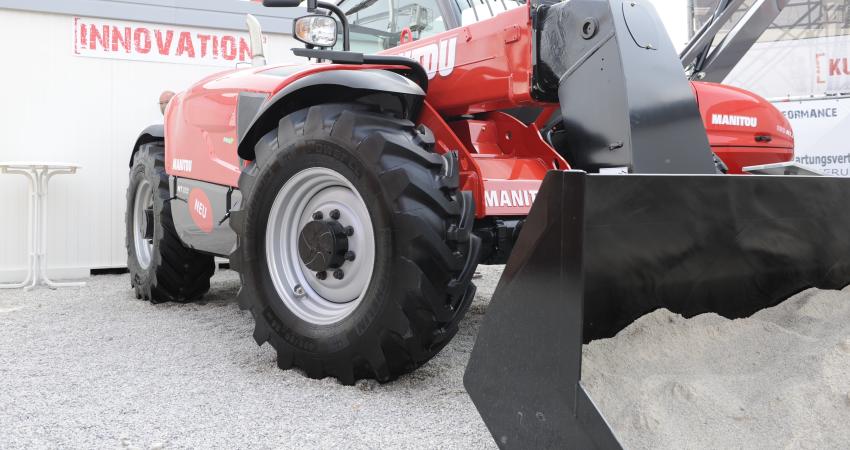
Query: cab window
454,0,524,26
340,0,448,53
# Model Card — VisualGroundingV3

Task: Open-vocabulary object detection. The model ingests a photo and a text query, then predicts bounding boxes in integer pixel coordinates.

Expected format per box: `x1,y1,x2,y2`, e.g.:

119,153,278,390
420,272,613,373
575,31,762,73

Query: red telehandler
127,0,848,446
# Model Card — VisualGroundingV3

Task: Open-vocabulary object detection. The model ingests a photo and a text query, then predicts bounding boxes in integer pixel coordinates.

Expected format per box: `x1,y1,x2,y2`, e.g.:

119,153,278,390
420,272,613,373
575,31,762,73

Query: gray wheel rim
132,180,154,269
265,167,376,325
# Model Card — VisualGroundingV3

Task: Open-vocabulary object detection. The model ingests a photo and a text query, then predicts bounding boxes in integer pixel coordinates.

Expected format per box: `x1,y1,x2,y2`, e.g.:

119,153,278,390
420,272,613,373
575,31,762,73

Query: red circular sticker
188,188,214,233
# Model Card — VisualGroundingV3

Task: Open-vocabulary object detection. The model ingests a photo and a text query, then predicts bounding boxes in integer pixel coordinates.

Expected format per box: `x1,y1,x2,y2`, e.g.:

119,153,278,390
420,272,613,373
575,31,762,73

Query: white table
0,162,86,290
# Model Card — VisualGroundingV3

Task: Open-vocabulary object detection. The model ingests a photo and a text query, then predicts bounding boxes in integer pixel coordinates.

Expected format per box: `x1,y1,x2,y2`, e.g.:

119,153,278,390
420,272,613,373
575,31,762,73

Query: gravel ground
0,267,503,449
3,265,850,449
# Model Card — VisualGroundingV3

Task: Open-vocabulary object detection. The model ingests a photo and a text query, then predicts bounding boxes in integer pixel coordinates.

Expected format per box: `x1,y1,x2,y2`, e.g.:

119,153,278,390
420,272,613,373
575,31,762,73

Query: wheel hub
133,180,155,270
298,219,349,272
264,168,376,325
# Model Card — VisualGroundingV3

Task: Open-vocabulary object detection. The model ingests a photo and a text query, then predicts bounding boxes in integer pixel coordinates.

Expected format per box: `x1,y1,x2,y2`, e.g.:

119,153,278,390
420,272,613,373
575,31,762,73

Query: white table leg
0,168,37,289
38,167,85,289
23,168,43,291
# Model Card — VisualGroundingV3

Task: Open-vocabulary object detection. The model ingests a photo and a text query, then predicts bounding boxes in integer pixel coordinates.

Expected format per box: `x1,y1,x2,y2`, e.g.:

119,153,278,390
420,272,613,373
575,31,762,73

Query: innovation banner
72,17,262,67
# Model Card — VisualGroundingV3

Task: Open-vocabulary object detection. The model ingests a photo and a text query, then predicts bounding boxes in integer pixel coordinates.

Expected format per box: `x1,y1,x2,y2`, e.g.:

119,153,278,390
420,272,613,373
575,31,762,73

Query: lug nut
329,209,340,220
344,226,354,236
344,251,356,262
312,211,323,220
333,269,344,280
316,271,327,280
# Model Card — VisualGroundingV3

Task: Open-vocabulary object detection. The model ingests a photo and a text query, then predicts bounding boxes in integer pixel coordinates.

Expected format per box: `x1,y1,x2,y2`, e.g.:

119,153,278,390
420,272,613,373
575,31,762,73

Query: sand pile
582,287,850,449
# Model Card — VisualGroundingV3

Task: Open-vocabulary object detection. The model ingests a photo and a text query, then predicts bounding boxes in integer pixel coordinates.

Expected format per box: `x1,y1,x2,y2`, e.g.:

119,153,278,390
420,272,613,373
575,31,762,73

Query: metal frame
681,0,790,82
698,0,790,82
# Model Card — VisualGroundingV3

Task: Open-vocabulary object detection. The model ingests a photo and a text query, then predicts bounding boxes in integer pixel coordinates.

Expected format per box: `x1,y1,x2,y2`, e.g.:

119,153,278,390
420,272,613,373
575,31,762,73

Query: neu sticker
188,188,213,233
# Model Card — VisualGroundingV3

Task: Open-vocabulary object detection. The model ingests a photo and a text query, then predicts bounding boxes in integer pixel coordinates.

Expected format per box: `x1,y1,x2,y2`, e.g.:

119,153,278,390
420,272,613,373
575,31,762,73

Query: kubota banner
726,35,850,99
774,97,850,176
72,17,259,67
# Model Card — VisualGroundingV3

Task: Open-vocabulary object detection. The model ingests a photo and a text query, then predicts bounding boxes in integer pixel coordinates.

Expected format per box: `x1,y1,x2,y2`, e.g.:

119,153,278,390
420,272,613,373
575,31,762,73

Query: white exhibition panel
773,98,850,177
726,34,850,99
0,9,301,281
721,34,850,176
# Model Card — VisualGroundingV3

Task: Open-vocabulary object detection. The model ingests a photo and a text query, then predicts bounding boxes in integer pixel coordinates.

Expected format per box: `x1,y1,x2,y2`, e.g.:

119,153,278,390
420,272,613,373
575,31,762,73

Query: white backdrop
725,34,850,177
773,98,850,176
726,35,850,99
0,9,301,281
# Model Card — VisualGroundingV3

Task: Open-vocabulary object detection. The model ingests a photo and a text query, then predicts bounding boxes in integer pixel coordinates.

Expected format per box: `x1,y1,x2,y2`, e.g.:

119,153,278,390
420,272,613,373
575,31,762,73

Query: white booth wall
0,2,695,281
0,8,300,281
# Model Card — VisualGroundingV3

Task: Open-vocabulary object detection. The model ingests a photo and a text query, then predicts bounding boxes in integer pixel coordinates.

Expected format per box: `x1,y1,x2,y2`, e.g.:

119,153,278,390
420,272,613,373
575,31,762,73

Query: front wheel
230,103,480,384
125,142,215,302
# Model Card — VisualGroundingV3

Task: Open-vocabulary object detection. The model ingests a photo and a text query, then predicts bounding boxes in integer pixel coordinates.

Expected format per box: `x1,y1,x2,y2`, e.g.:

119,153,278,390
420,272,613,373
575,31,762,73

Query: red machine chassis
164,4,793,221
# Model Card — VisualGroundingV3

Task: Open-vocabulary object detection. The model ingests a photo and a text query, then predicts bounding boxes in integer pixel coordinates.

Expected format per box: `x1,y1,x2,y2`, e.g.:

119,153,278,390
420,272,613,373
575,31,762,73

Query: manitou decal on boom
484,189,539,208
390,36,457,79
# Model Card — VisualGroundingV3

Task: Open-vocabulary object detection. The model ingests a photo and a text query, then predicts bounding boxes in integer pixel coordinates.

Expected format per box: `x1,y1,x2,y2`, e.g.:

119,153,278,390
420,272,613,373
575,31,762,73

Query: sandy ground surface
583,287,850,450
1,265,849,449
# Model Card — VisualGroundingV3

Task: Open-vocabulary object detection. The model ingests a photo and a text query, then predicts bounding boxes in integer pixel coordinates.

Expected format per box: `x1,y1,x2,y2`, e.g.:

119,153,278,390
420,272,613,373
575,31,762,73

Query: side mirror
293,15,338,48
246,14,267,66
265,0,350,51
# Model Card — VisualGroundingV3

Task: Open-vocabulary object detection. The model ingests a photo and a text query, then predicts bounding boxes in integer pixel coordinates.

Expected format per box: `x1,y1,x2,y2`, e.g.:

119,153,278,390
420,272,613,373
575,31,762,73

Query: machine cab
336,0,524,52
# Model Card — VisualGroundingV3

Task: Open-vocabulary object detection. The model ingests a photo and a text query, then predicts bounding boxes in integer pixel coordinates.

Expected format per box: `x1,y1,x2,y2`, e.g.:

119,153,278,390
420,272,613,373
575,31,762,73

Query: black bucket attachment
464,170,850,449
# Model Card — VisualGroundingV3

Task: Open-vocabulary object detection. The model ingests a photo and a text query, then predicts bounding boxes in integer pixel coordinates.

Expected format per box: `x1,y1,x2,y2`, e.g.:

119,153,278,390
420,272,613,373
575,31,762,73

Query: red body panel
420,104,567,217
166,67,281,186
166,63,405,186
692,81,794,174
382,7,538,116
165,3,795,218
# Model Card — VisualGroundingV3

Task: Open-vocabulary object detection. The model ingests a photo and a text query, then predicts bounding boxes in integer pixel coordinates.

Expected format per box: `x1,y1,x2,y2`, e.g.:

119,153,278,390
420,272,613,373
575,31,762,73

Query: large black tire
230,103,480,384
126,142,215,302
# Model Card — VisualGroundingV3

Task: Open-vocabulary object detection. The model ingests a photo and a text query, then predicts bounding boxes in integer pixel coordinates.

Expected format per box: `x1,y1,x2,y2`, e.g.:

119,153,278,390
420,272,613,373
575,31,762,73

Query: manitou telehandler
127,0,850,447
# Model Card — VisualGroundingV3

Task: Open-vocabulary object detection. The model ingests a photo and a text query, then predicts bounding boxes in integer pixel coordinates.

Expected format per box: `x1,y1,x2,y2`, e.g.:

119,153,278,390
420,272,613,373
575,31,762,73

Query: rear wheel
126,143,215,302
230,103,480,384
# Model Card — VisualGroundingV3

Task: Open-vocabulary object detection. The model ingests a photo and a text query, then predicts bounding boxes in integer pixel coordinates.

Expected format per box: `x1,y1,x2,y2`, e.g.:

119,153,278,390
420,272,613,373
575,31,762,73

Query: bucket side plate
465,170,850,448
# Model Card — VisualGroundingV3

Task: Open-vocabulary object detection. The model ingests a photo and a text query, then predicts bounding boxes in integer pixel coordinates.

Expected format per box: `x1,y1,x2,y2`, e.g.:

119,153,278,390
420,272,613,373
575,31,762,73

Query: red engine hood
691,81,794,174
691,81,794,150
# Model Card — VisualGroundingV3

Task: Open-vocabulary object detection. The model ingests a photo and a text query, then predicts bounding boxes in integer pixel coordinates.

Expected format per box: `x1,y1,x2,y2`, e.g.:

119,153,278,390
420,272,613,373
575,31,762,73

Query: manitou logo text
711,114,758,128
485,190,539,208
172,159,193,172
392,37,457,79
